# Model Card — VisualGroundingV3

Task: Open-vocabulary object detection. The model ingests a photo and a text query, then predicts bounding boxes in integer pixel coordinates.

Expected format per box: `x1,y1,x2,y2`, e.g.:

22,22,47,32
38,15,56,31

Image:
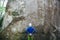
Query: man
26,23,36,35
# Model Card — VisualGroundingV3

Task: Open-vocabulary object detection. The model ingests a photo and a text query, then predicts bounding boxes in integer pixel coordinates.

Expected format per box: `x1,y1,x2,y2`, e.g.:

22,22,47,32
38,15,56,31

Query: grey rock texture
2,0,45,32
0,0,60,40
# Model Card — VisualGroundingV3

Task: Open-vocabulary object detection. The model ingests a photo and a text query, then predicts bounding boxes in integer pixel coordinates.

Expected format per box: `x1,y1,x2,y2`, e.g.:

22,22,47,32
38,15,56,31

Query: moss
12,11,19,16
8,0,15,2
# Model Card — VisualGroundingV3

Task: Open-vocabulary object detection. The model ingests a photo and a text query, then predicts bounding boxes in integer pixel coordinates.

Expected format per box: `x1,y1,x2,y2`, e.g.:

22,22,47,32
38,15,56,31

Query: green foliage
0,7,5,12
28,35,34,40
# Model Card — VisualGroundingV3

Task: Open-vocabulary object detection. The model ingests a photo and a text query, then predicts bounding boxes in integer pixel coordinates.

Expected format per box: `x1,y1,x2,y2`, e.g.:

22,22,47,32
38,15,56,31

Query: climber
25,23,37,40
25,23,37,35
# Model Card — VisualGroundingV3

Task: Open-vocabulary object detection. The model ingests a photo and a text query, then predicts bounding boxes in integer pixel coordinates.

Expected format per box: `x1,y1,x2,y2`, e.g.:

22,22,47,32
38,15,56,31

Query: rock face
0,0,60,40
2,0,45,33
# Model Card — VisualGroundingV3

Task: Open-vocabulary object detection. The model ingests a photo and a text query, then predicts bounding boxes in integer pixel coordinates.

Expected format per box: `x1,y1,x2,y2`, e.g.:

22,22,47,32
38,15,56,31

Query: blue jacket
26,26,36,34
